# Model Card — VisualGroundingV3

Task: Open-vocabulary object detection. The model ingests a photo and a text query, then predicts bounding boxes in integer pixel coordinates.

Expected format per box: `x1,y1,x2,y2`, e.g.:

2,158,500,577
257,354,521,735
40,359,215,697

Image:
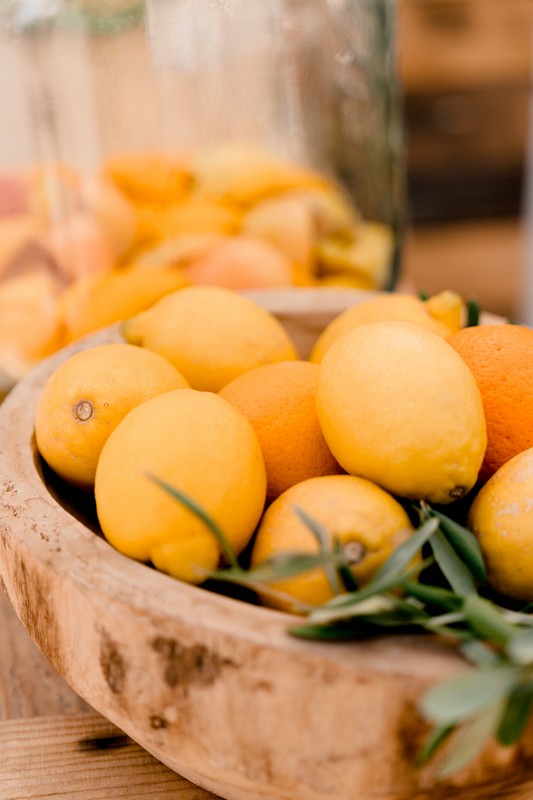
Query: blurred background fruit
0,0,404,389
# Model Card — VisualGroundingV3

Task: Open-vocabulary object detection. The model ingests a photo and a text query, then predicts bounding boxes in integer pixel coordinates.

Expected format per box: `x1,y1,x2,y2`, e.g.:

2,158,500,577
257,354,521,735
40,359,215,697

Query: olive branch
149,474,533,776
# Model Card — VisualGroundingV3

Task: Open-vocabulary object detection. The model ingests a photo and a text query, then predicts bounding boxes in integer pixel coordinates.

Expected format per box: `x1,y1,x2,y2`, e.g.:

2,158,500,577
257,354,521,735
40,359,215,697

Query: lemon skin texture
251,474,414,611
122,285,297,392
95,389,267,583
35,342,188,490
469,448,533,602
316,321,487,504
310,292,463,364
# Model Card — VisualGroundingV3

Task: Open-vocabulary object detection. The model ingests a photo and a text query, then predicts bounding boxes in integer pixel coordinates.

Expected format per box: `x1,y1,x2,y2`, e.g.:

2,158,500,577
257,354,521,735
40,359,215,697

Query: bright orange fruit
219,360,343,503
448,324,533,480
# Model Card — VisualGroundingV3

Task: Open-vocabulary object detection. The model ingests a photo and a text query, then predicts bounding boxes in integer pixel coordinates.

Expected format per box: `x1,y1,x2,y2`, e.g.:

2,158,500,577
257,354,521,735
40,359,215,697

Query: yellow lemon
316,321,487,504
315,222,395,290
0,271,64,379
468,448,533,602
310,291,463,363
58,265,189,343
95,389,267,583
250,474,414,611
35,343,188,489
122,285,297,392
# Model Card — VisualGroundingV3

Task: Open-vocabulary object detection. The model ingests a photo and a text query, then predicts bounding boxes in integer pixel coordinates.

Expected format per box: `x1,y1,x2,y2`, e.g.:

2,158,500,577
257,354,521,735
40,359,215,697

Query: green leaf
289,622,382,641
502,609,533,627
460,639,500,668
463,595,517,647
421,664,521,725
292,505,341,595
431,510,487,585
332,538,359,593
466,297,480,328
207,567,312,613
430,531,477,596
403,581,463,612
424,611,466,629
507,629,533,665
213,551,341,584
418,290,430,301
417,724,455,767
496,680,533,745
373,517,439,582
329,595,398,617
438,702,503,777
309,559,430,624
146,472,240,570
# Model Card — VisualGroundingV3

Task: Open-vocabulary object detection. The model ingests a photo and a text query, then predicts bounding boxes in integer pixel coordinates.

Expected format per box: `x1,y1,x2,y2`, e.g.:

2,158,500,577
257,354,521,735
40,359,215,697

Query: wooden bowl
0,288,530,800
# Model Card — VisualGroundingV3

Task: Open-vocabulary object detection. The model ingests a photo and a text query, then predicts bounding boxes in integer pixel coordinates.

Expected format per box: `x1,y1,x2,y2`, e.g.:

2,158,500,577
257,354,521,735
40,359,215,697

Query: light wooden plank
0,712,219,800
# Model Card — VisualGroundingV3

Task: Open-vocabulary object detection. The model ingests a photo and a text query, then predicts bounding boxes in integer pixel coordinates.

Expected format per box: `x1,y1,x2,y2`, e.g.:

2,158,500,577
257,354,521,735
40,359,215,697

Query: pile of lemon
34,286,533,610
0,144,393,388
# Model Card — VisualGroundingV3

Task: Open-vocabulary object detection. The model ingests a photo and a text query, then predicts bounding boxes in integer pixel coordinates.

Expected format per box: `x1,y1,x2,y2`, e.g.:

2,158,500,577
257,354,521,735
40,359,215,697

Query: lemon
35,343,188,490
251,474,414,611
310,291,463,363
95,389,267,583
58,265,189,343
122,285,297,392
468,448,533,601
316,321,487,504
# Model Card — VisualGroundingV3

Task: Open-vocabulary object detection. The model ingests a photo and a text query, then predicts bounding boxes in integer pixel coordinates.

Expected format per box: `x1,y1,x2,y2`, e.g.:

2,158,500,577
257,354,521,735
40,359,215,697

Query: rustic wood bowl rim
0,288,465,677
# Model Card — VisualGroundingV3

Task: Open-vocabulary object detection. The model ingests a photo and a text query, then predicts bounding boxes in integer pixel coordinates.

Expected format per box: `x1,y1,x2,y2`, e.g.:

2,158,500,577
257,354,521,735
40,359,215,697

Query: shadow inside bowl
32,439,102,538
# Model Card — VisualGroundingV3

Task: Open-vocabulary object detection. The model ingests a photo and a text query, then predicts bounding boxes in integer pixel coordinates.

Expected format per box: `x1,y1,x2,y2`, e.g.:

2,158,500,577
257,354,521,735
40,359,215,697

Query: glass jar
0,0,404,390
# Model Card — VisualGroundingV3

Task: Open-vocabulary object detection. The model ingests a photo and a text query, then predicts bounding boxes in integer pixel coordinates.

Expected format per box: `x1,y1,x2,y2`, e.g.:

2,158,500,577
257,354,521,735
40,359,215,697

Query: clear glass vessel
0,0,404,388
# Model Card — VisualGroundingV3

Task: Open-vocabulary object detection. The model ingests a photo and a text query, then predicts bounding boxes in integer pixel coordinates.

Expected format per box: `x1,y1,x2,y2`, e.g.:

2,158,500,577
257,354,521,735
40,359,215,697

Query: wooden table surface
0,589,219,799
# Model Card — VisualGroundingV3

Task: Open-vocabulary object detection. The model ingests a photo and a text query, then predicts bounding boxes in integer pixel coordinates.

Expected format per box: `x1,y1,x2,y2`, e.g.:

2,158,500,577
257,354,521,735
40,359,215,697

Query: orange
219,361,343,503
448,324,533,480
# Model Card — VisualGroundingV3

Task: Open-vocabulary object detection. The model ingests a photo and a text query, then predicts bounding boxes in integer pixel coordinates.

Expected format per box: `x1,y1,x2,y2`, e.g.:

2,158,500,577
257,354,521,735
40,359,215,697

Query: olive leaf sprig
148,474,533,776
289,503,533,776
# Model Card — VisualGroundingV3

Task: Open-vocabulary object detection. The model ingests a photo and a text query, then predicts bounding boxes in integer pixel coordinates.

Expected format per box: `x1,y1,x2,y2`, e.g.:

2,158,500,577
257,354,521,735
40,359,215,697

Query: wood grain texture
0,289,531,800
0,712,218,800
0,589,89,720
